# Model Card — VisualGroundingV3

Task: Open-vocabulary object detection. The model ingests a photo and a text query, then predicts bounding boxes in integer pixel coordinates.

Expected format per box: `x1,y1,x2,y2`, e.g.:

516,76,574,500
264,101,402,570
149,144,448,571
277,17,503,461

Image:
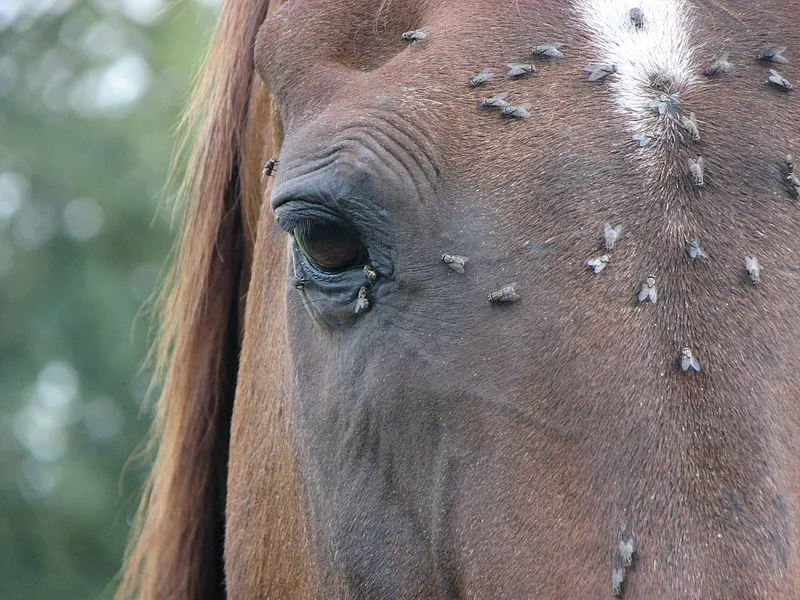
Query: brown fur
117,0,313,597
123,0,800,598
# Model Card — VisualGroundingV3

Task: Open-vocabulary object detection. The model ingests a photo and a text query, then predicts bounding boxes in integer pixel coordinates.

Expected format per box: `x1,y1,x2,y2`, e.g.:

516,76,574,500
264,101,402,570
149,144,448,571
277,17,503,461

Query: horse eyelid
273,199,346,234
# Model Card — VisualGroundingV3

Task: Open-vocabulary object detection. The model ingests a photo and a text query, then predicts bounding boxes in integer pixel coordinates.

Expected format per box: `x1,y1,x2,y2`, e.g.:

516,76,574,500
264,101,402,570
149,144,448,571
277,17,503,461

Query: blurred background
0,1,220,597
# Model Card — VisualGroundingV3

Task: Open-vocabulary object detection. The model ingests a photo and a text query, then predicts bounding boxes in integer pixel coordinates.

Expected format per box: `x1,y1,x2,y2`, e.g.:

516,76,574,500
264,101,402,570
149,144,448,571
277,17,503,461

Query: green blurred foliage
0,1,218,597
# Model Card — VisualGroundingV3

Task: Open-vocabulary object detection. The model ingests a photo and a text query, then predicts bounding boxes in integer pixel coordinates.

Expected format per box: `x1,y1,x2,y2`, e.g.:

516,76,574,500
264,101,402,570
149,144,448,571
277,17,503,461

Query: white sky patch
0,172,29,220
63,197,104,240
120,0,165,25
0,0,74,31
575,0,700,141
194,0,221,9
70,52,151,118
14,361,80,464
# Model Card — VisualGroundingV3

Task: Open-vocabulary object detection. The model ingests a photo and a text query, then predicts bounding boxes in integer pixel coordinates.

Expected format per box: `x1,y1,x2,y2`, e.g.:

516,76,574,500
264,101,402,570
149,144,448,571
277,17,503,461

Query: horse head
120,1,800,598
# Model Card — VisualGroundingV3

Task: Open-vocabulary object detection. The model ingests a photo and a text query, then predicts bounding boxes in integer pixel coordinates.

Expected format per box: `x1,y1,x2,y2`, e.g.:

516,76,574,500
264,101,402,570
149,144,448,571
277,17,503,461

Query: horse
118,0,800,597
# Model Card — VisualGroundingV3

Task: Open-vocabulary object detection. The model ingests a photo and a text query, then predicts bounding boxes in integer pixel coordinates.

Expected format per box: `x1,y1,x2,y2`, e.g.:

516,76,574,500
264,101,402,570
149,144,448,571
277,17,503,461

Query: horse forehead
258,0,800,186
256,0,557,113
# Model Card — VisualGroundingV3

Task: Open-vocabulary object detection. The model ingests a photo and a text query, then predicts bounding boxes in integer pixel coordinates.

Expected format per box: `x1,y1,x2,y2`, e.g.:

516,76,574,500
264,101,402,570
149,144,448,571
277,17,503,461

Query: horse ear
117,2,281,598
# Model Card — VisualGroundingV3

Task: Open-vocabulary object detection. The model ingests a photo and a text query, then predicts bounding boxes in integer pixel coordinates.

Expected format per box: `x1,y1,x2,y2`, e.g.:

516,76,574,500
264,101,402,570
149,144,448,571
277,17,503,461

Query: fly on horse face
119,0,800,598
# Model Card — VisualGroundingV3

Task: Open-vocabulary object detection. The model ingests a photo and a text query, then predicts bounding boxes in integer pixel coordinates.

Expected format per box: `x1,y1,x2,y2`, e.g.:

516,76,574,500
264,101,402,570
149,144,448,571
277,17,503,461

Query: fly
587,254,611,274
681,112,700,141
619,538,636,568
648,92,681,117
363,265,377,282
442,253,468,273
479,91,510,110
632,132,653,147
687,239,709,261
758,47,789,65
787,173,800,197
688,156,705,186
469,68,493,87
583,63,616,81
261,157,278,179
488,284,521,303
401,29,426,42
637,276,658,304
501,103,532,119
680,347,701,372
767,69,792,91
612,568,625,597
604,222,622,250
745,255,761,284
354,286,371,315
705,53,733,75
506,63,535,78
629,7,645,29
787,154,800,196
531,43,564,59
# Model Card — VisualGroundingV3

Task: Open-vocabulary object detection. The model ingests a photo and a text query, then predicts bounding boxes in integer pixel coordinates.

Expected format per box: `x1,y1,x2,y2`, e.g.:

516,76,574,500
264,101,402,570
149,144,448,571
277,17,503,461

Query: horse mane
116,0,308,597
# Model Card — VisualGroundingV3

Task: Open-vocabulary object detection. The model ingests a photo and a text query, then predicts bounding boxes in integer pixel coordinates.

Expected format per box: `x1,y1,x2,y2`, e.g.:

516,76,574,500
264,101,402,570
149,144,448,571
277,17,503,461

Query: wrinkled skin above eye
293,220,368,273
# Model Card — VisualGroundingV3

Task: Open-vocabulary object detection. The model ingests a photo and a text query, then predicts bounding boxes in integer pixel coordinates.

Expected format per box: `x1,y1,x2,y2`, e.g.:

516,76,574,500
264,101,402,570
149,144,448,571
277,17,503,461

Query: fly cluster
587,222,621,274
753,47,792,90
476,91,531,119
469,43,555,121
353,266,380,315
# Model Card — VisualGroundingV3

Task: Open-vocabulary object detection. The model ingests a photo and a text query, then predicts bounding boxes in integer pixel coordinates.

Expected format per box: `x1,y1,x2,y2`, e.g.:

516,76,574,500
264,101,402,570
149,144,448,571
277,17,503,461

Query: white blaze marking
575,0,700,143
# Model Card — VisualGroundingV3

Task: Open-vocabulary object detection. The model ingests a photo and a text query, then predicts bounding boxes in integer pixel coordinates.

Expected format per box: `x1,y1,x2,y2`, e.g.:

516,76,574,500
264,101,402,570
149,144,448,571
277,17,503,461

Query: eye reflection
293,220,367,273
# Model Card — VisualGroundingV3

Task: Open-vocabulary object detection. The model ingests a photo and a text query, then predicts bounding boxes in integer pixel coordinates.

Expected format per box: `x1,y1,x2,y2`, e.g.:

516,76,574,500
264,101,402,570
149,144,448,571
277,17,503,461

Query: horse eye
293,220,367,273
